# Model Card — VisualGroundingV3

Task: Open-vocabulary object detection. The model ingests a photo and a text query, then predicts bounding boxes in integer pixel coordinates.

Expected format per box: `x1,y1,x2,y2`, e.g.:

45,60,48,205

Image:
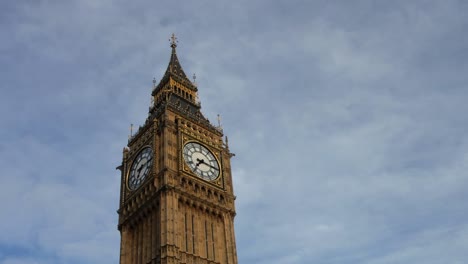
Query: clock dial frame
127,147,153,191
183,142,221,181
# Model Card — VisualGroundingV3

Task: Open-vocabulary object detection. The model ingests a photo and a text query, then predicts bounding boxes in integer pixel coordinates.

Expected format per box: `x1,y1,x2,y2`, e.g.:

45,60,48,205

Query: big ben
117,35,238,264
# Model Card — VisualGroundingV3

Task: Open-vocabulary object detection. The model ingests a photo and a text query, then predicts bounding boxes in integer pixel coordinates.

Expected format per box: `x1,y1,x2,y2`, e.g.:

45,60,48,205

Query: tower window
184,213,188,251
192,215,196,254
212,222,216,260
205,220,209,258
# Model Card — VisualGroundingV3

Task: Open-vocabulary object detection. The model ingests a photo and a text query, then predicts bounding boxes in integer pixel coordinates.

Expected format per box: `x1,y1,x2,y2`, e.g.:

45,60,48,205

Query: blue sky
1,0,468,263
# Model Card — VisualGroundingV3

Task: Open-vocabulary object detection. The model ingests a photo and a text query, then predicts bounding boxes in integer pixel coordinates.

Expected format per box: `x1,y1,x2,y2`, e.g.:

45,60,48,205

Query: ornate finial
217,114,222,128
192,73,197,86
169,33,178,48
129,124,134,140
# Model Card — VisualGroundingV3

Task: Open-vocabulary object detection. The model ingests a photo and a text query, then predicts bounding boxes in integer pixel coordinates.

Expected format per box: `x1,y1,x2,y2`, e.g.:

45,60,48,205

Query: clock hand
204,163,219,171
195,158,204,167
196,158,219,171
135,163,147,179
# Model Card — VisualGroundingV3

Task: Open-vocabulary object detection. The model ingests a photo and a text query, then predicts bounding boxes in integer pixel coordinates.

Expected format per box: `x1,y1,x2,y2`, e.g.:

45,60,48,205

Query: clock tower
117,35,238,264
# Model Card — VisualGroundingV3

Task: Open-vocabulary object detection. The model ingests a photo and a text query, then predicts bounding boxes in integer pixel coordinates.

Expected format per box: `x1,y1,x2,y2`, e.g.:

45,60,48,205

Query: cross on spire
169,33,178,48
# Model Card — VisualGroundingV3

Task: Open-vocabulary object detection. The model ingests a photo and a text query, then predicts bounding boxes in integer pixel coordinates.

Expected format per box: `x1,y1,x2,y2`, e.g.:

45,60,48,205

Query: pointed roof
164,35,190,81
153,34,196,95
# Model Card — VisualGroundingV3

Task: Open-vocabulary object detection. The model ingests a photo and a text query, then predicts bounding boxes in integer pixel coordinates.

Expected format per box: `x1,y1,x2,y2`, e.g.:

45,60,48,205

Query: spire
161,33,193,87
152,34,197,97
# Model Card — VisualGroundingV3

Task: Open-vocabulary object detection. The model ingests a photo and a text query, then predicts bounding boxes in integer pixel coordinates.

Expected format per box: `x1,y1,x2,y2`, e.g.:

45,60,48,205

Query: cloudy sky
1,0,468,263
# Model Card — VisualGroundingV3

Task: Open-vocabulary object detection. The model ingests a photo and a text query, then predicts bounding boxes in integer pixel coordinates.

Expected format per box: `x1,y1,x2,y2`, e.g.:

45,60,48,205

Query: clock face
128,147,153,190
183,142,220,181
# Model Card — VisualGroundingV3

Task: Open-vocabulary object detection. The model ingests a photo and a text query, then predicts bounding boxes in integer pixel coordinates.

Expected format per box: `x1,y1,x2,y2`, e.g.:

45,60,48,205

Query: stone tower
117,35,238,264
